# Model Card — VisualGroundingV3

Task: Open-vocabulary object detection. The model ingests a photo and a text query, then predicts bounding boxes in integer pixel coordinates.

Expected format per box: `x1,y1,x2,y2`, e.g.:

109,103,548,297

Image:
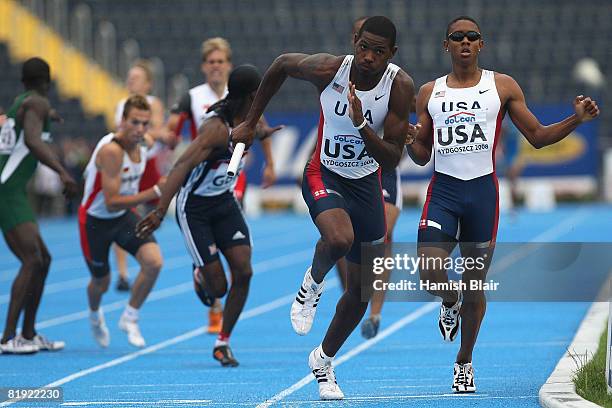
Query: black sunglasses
447,31,481,42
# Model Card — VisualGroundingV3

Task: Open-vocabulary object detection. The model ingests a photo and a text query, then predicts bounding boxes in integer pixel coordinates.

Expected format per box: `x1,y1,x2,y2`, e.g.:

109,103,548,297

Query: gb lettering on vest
433,107,490,156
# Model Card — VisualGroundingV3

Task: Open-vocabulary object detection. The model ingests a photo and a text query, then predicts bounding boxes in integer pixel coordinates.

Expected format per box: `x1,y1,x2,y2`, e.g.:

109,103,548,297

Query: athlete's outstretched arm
347,70,415,169
135,118,228,238
231,53,342,147
256,116,283,188
498,74,600,149
22,97,78,196
406,82,435,166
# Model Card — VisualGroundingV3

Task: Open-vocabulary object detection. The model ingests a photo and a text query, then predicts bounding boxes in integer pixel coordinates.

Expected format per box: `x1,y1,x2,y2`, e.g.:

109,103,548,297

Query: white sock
308,267,323,285
122,305,139,321
89,309,102,322
215,339,228,347
317,345,333,364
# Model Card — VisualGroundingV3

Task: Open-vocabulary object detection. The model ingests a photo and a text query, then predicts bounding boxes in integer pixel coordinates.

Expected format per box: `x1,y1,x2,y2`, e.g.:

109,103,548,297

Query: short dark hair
122,94,151,119
22,57,50,88
357,16,396,48
446,16,481,37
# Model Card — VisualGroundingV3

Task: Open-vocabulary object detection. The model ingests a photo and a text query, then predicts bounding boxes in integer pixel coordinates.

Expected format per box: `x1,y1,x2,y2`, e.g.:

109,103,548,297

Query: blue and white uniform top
178,114,244,198
427,69,503,180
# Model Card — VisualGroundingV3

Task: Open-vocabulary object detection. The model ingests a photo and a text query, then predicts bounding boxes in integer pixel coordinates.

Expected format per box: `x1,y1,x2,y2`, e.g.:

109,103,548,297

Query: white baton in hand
227,142,245,177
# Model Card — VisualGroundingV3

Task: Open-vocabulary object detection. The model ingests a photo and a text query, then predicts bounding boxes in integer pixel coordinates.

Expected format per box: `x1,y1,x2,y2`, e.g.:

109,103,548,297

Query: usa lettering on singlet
178,114,244,199
80,133,147,219
189,84,228,131
318,55,399,179
427,69,503,180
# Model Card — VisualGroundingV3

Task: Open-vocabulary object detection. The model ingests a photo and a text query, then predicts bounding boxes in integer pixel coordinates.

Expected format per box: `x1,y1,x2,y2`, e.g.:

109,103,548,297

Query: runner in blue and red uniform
407,15,600,393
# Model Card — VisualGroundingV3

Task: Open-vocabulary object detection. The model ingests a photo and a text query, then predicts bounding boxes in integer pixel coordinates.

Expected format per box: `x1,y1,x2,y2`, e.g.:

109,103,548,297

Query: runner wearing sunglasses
406,15,599,393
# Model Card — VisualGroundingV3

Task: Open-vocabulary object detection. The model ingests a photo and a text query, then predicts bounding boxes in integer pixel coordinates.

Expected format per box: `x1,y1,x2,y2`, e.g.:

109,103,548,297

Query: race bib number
0,118,17,154
433,110,490,156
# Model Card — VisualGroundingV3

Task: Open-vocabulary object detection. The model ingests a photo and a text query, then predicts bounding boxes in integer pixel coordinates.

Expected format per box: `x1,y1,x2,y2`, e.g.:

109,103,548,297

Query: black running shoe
193,267,215,307
213,345,239,367
116,277,130,292
360,316,380,339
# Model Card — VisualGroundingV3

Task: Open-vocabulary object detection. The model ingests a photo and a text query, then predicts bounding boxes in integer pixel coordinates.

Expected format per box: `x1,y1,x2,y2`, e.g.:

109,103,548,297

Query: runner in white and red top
231,16,418,400
79,95,164,350
112,61,169,292
407,15,600,394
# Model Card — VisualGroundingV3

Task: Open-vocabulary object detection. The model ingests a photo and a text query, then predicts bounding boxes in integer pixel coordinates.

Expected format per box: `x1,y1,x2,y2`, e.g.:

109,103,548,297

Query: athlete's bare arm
148,97,175,148
231,53,344,146
347,70,414,169
20,96,77,196
406,81,435,166
97,143,160,212
135,118,229,237
496,73,600,148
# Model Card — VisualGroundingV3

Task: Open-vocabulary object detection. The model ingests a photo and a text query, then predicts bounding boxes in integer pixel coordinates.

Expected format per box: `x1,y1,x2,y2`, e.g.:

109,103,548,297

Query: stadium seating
14,0,612,134
0,42,107,142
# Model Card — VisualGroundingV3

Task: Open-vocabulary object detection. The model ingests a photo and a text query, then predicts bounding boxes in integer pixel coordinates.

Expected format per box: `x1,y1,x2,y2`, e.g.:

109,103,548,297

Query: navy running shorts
175,191,251,266
79,210,156,278
381,166,402,210
302,163,386,263
418,171,499,248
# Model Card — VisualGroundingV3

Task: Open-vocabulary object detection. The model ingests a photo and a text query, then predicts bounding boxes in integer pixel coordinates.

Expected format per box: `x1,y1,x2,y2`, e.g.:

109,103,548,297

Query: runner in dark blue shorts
407,15,599,393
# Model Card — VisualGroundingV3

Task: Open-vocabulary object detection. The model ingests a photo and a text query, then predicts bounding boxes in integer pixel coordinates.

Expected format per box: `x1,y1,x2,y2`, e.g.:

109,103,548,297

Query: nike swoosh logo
479,89,490,94
374,94,385,101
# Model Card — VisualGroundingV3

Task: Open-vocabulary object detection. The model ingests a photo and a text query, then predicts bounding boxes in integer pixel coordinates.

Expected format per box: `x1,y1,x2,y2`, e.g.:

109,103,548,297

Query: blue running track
0,204,610,407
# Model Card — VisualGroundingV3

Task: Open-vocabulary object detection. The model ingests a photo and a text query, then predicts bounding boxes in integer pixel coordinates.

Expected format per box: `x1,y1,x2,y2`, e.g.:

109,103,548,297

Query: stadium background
0,0,611,212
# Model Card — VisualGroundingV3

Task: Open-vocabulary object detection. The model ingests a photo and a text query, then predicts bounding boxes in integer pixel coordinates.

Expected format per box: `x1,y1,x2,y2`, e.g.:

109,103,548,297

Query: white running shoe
439,289,462,342
90,313,110,348
0,336,39,354
19,334,65,351
290,267,324,335
452,362,476,393
308,348,344,400
118,315,145,348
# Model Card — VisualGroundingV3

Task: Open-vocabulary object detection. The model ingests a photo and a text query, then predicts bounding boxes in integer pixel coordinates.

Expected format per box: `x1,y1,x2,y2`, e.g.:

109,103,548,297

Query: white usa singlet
318,55,399,179
81,133,147,219
427,69,503,180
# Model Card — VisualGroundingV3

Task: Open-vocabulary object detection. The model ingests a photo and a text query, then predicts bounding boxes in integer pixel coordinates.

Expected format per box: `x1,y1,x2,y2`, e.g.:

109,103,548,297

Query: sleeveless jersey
81,133,147,219
427,70,503,180
178,114,243,198
317,55,399,179
0,91,51,186
189,84,228,132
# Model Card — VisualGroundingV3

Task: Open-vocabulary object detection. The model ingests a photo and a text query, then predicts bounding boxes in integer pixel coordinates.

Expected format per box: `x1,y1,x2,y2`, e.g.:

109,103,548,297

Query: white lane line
0,221,313,282
255,302,438,408
0,281,335,408
32,248,313,330
255,209,588,407
61,400,213,406
488,209,588,276
0,279,338,407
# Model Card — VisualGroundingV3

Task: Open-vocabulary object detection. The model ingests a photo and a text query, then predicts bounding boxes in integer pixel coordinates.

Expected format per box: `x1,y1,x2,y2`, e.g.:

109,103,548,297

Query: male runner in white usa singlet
406,16,600,393
232,16,418,400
